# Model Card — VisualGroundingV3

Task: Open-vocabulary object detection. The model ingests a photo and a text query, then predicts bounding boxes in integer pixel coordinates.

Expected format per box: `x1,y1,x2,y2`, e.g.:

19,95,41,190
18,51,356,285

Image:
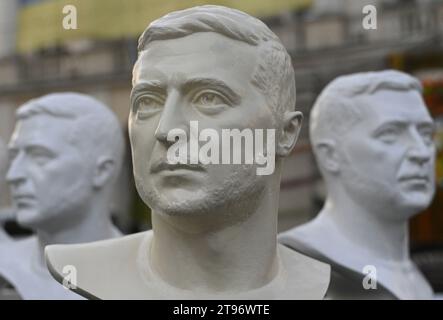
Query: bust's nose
6,151,27,187
154,90,189,146
406,127,432,166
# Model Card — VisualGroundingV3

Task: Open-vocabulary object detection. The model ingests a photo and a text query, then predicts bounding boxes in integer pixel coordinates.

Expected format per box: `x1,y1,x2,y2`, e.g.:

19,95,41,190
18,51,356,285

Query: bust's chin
16,208,42,229
137,172,267,218
149,198,215,217
145,190,243,219
395,194,434,219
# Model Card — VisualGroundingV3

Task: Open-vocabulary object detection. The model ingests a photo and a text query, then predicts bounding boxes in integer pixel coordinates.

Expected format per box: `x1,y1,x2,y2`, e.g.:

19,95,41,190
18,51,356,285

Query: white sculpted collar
135,231,288,299
279,216,433,299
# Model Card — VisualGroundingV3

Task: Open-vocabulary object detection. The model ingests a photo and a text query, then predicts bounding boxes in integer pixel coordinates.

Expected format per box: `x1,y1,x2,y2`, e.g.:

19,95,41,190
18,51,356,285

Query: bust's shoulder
46,230,150,261
45,231,153,299
278,244,331,299
0,236,38,264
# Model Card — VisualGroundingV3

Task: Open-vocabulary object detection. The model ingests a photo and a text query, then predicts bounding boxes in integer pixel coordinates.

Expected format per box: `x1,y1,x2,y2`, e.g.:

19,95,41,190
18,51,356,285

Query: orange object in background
410,78,443,245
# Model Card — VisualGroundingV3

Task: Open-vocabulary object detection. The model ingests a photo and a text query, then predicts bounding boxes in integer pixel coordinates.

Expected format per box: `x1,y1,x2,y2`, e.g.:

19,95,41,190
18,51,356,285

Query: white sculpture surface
46,5,331,300
0,93,125,299
0,138,12,242
280,70,436,300
0,138,18,299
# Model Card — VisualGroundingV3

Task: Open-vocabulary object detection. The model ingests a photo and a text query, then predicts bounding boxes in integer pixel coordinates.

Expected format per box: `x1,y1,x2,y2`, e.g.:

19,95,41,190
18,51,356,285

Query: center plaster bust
45,5,330,300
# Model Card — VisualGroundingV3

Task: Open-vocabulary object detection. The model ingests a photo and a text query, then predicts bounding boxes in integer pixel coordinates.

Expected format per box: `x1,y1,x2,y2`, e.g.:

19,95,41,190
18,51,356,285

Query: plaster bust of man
46,5,330,300
0,93,124,299
0,138,12,242
0,137,15,298
280,70,436,299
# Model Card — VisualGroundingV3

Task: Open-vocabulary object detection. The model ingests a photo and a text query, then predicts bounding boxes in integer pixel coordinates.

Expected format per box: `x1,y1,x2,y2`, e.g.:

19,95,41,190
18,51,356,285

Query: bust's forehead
11,114,76,147
356,89,432,124
142,32,255,56
133,32,259,84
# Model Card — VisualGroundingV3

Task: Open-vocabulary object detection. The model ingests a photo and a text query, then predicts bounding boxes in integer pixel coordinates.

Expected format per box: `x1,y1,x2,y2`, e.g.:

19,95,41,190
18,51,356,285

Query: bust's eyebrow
181,78,242,104
131,81,165,98
130,81,166,112
131,78,242,106
7,145,18,154
417,121,435,130
372,119,435,136
372,120,406,134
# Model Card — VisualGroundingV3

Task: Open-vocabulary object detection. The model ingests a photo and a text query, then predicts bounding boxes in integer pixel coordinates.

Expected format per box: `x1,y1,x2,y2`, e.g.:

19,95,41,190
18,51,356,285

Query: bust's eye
419,127,435,145
376,127,401,143
192,91,229,115
135,96,163,119
28,147,55,166
8,149,18,163
195,92,223,106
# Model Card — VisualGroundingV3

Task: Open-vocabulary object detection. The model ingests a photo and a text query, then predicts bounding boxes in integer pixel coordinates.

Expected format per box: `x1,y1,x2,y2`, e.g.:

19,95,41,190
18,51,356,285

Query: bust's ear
276,111,303,157
314,140,340,174
93,156,115,189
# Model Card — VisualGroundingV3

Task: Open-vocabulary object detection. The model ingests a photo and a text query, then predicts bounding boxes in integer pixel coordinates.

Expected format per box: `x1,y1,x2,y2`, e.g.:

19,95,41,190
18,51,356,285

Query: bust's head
7,93,124,231
310,70,435,220
129,5,302,225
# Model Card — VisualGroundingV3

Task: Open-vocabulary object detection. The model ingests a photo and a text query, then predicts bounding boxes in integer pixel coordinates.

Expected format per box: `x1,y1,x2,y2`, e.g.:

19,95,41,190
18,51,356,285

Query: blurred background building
0,0,442,289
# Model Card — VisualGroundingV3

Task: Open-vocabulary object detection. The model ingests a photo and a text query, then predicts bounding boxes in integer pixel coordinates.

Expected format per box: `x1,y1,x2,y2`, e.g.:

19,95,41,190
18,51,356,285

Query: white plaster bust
0,137,12,242
0,138,18,299
45,5,330,300
279,70,436,299
0,93,125,299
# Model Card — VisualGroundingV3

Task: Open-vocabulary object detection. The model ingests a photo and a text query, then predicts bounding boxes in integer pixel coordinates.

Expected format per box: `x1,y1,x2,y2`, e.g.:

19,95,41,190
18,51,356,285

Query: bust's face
339,89,435,220
130,32,276,220
7,114,93,229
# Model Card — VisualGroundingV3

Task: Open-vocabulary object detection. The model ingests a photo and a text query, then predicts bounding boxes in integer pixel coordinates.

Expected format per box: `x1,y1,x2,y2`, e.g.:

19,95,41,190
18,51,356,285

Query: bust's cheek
130,123,150,144
131,126,157,161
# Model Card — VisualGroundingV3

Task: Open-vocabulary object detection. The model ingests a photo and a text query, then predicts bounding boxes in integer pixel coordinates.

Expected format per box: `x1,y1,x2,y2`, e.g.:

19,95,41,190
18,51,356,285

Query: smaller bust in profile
280,70,436,299
0,93,125,299
45,5,330,300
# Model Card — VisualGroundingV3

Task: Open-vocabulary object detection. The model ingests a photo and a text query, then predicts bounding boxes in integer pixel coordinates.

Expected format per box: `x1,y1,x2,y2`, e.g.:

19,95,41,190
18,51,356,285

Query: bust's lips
12,194,36,207
12,194,35,200
398,174,430,184
150,161,205,174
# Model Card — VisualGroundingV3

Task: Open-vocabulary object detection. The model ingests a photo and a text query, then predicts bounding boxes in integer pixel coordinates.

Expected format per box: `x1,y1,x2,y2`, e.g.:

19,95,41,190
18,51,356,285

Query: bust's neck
35,199,119,270
310,194,434,300
149,181,280,294
321,192,410,263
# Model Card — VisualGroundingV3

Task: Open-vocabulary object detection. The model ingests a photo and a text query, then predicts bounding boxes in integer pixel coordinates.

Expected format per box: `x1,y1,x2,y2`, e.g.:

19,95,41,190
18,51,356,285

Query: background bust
46,5,330,300
0,138,12,242
280,70,436,299
0,92,124,299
